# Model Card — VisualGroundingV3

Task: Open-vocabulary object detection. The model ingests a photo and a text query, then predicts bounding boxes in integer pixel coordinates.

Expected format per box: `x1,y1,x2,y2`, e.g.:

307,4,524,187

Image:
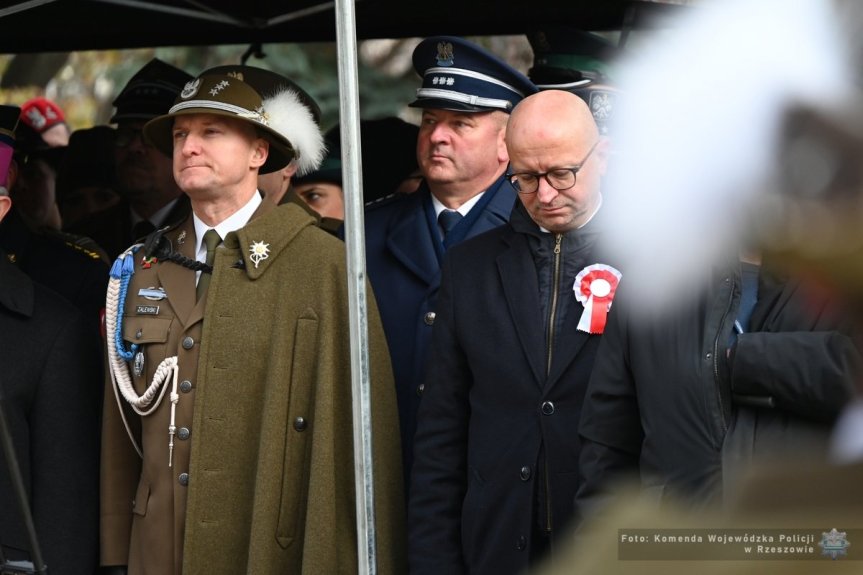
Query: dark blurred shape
755,100,863,306
327,116,420,202
110,58,194,123
0,104,19,194
12,119,65,230
13,120,64,170
57,125,120,229
527,26,621,135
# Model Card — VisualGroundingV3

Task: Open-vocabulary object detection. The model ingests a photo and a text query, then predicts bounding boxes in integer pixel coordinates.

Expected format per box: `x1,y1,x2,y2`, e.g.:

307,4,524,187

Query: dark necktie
196,229,221,301
438,209,463,240
132,220,156,242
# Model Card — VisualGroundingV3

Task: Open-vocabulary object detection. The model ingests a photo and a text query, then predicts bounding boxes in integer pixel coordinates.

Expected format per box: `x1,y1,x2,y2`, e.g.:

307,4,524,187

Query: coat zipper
712,275,735,434
546,233,563,376
543,232,563,534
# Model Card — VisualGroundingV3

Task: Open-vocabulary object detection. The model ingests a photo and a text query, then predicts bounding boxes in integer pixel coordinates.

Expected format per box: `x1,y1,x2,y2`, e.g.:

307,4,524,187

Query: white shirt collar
431,192,484,218
193,191,262,262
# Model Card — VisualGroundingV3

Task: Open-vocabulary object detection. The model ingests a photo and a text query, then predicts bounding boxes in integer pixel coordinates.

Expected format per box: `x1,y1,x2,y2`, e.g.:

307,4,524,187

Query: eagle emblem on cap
181,78,201,99
589,91,614,121
436,42,454,67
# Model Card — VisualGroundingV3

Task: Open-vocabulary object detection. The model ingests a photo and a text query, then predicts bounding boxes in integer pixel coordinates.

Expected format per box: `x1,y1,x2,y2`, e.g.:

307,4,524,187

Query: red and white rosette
573,263,622,334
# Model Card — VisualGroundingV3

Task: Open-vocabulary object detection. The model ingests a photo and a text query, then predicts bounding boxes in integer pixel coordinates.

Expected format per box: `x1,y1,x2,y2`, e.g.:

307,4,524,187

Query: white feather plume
600,0,855,314
263,88,326,176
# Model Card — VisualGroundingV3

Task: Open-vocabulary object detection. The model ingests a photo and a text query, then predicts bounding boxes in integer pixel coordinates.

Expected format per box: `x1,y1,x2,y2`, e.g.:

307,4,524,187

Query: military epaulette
46,229,109,262
63,240,104,261
364,192,403,211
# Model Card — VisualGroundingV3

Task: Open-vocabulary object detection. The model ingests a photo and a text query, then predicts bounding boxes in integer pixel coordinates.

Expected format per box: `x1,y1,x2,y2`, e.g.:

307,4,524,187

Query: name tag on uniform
136,305,160,315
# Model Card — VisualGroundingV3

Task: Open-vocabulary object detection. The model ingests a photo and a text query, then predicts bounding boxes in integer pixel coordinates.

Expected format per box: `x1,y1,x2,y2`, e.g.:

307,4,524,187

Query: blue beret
410,36,537,113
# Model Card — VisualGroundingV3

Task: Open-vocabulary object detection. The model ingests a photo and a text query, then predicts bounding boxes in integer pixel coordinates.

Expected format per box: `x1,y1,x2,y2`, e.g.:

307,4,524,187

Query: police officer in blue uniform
66,58,194,260
364,36,537,493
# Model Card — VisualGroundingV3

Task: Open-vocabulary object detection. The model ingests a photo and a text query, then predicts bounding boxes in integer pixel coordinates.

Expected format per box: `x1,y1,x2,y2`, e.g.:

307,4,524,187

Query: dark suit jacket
0,250,102,574
363,176,516,488
408,203,610,575
0,207,109,342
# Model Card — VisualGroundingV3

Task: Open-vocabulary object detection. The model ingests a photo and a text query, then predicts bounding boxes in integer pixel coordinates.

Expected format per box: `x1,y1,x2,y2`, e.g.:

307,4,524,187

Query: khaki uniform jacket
101,201,406,575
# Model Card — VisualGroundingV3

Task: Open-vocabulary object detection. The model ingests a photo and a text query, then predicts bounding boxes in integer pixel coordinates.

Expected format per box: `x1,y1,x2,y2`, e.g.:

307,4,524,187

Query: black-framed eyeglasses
507,140,600,195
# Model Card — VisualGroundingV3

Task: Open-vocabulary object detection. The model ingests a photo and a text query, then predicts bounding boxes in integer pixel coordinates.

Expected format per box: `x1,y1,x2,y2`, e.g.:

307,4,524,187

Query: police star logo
249,240,270,269
819,528,850,560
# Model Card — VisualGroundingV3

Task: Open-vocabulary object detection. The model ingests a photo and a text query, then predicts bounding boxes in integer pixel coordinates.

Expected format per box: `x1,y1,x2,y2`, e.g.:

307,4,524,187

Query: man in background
364,36,538,490
527,26,621,137
67,58,194,259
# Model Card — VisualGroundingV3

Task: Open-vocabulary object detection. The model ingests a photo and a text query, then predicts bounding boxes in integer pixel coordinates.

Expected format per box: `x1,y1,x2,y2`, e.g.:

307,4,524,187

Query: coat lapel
156,216,198,327
385,191,441,286
546,297,592,387
497,236,546,386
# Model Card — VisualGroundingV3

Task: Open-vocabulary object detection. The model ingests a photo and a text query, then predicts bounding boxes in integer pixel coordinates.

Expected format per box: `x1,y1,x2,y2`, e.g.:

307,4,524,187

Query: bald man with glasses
409,90,616,575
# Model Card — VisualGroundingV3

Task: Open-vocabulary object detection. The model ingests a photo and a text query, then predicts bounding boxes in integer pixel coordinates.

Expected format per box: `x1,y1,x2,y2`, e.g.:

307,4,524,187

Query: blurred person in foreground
364,36,538,491
67,58,194,260
409,89,614,574
0,102,101,575
100,69,404,575
535,0,863,573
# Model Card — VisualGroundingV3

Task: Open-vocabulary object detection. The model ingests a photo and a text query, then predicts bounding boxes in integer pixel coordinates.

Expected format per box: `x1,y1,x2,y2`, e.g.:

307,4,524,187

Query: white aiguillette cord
105,245,182,466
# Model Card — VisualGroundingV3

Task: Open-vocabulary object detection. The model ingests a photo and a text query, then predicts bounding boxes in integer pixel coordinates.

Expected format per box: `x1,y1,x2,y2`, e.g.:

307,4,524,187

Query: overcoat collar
156,215,198,327
227,201,315,281
385,176,516,286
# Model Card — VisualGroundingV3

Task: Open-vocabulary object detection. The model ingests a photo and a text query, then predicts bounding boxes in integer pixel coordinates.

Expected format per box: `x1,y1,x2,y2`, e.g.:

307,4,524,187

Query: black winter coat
576,260,859,518
409,202,616,575
0,250,102,574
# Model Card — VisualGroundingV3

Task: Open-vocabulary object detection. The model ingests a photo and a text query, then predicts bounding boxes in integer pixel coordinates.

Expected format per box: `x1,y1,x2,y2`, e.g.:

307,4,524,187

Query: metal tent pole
334,0,377,573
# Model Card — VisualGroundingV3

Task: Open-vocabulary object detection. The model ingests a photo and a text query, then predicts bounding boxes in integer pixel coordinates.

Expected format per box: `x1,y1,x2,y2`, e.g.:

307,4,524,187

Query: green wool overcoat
101,201,406,575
